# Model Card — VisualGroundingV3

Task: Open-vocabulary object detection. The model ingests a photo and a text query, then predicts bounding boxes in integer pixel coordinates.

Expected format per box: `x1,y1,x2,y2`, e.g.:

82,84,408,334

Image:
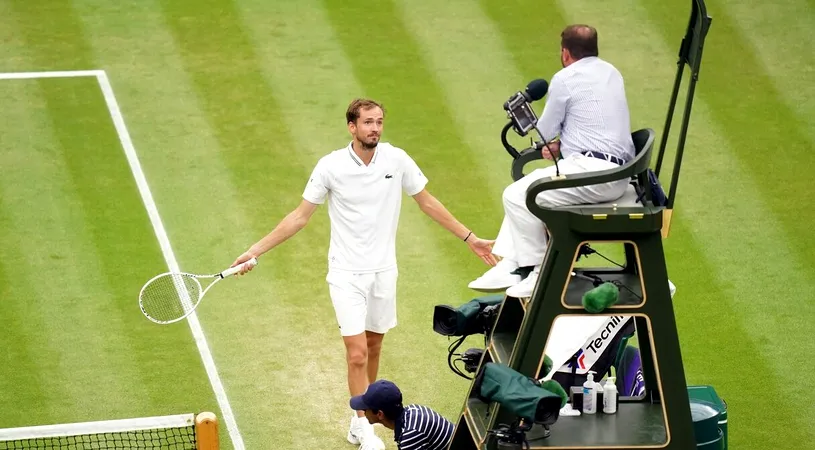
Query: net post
195,412,219,450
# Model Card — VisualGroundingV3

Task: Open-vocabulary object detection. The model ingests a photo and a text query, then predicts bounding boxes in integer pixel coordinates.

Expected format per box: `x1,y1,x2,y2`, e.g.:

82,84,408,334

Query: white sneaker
668,279,676,298
347,417,384,449
468,258,521,291
505,266,540,299
347,416,364,445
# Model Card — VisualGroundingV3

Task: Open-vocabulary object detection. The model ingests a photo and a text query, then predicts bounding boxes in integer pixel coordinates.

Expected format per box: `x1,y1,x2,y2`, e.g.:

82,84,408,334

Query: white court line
0,70,103,80
0,70,245,450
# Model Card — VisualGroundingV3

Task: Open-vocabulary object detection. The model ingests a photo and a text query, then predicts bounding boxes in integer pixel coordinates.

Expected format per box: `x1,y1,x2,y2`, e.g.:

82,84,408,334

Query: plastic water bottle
582,371,597,414
603,377,618,414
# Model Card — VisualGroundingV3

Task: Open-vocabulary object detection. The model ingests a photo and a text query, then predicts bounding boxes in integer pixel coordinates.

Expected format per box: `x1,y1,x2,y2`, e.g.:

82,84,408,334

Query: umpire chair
447,0,712,449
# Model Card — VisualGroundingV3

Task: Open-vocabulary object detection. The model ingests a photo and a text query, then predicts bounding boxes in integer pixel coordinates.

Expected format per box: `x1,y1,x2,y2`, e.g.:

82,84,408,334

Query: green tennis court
1,0,813,449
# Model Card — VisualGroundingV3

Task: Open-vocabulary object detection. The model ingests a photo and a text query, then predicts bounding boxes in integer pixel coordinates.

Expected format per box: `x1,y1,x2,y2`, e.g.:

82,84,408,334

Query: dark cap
350,380,403,411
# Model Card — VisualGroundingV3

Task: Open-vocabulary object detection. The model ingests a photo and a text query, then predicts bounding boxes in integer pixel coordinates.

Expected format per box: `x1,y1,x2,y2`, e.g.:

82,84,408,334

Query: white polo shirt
302,142,428,273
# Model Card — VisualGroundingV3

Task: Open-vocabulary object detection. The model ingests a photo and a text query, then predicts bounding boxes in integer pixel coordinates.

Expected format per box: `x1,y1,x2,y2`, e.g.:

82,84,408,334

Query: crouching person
350,379,454,450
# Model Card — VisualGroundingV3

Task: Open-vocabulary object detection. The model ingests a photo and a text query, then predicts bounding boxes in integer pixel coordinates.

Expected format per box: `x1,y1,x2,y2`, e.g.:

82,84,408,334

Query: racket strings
140,273,202,322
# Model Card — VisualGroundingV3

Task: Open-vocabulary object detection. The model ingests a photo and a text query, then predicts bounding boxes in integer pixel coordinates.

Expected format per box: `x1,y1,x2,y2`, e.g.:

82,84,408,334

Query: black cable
594,251,626,269
533,138,562,177
447,336,472,380
578,245,643,299
612,280,644,301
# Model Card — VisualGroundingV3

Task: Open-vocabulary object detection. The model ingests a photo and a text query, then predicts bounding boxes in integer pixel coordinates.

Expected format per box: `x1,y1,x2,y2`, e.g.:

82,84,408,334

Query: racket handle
221,257,258,278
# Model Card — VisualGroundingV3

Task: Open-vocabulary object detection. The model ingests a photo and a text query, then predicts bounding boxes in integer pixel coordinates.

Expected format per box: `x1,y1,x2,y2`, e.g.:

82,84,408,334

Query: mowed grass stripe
640,0,815,276
721,0,815,140
554,0,815,443
3,0,93,72
40,77,221,416
0,84,70,427
155,0,295,197
393,0,538,199
321,0,512,422
2,1,221,423
0,79,177,423
71,0,261,280
230,1,393,446
0,0,34,71
478,0,567,84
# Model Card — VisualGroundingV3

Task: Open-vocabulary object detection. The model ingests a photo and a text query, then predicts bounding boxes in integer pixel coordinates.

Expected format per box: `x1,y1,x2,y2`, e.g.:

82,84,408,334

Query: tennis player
231,98,495,449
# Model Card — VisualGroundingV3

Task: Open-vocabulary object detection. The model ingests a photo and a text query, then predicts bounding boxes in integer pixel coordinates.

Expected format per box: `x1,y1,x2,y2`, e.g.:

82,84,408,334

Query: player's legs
327,270,386,449
365,331,385,385
364,267,397,380
326,271,370,408
342,334,370,412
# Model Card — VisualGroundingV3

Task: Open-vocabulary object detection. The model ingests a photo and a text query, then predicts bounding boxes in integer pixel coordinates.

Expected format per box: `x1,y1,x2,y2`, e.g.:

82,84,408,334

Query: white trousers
492,153,629,267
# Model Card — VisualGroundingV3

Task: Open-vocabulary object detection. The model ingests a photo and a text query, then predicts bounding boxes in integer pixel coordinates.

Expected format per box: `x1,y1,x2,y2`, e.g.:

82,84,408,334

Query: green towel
474,362,563,425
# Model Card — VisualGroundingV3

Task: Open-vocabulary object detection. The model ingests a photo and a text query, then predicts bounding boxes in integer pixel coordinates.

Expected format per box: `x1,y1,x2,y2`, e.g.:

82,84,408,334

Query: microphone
582,282,620,313
523,79,549,102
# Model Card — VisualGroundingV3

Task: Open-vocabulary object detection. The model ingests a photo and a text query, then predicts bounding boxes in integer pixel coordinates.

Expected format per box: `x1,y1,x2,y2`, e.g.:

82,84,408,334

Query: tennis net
0,411,218,449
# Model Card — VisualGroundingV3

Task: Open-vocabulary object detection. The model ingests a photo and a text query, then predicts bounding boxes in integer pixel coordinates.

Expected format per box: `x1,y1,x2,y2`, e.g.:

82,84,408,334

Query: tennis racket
139,258,257,324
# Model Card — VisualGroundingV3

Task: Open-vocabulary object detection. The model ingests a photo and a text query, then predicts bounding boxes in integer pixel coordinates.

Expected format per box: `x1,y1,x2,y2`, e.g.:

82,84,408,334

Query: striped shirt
394,404,454,450
535,56,635,162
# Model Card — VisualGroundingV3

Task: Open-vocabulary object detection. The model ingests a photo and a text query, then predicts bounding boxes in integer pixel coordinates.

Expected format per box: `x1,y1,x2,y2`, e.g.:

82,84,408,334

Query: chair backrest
629,128,656,204
630,128,656,174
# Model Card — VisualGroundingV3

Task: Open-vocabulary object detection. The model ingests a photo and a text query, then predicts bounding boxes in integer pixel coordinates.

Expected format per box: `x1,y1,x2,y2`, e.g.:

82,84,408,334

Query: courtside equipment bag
636,169,668,207
648,169,668,207
433,295,503,337
473,363,562,425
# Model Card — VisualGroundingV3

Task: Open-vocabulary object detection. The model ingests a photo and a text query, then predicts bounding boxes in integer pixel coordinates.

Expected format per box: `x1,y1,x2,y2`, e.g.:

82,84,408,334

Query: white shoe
668,279,676,298
347,416,364,445
468,258,521,291
506,266,540,299
347,417,384,449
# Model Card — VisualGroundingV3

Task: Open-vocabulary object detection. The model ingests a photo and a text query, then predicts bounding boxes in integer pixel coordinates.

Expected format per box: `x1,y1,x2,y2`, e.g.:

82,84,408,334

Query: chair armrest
511,148,545,181
525,163,640,212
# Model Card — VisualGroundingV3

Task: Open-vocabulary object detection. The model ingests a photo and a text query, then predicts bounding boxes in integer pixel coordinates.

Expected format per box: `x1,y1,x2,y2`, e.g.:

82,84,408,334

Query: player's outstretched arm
231,199,319,274
411,189,497,266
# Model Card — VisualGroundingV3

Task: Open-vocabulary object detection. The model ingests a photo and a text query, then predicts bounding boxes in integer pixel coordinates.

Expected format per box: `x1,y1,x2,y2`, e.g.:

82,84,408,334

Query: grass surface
0,0,813,449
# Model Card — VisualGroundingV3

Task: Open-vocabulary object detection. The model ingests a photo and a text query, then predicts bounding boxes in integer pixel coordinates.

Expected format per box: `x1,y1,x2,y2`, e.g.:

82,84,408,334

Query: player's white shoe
347,416,384,449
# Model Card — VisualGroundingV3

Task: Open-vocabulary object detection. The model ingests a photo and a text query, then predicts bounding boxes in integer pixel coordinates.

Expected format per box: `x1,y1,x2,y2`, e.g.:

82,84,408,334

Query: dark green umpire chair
447,0,715,449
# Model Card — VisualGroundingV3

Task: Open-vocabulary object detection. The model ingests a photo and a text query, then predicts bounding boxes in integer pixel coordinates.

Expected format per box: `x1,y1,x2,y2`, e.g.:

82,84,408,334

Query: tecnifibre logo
585,315,626,354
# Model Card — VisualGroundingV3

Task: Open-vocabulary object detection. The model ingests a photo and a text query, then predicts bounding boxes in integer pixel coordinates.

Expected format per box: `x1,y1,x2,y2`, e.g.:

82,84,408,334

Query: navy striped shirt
394,404,454,450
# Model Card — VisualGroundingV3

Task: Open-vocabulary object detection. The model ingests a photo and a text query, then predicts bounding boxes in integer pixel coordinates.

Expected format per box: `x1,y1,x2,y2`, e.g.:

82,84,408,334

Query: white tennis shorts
326,268,398,337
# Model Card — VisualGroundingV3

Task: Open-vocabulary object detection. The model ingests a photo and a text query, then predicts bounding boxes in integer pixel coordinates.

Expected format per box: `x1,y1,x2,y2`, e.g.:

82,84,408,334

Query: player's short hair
561,24,599,60
346,98,385,124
